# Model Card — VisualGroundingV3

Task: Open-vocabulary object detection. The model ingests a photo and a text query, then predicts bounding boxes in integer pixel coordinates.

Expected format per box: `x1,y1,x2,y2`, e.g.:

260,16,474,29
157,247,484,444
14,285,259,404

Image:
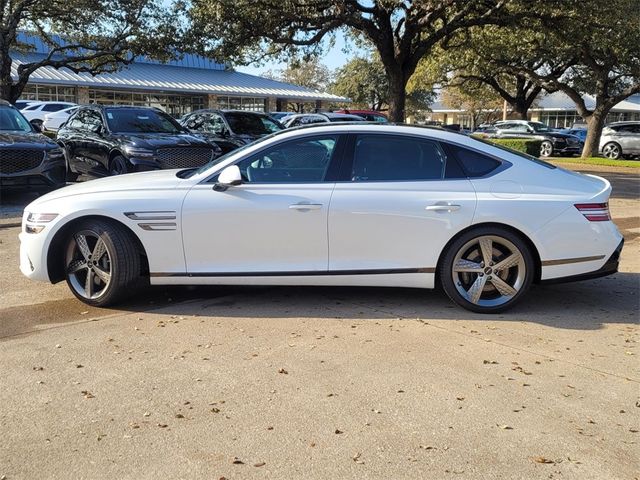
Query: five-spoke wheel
601,142,622,159
440,227,534,313
64,219,142,306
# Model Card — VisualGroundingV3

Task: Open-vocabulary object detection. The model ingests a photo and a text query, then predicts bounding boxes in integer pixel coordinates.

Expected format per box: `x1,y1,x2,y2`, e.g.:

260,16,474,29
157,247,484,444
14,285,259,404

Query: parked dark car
179,109,284,154
57,105,221,180
486,120,583,157
558,127,588,142
334,109,388,122
0,100,65,189
321,112,367,122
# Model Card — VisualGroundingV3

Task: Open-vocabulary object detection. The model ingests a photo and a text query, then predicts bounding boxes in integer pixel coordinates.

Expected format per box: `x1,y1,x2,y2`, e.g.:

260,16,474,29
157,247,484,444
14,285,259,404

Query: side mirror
213,165,242,191
91,124,103,134
30,120,43,132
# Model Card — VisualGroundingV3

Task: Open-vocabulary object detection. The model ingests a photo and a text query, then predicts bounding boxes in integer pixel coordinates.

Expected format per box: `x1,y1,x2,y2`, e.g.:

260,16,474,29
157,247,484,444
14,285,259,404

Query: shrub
481,138,542,157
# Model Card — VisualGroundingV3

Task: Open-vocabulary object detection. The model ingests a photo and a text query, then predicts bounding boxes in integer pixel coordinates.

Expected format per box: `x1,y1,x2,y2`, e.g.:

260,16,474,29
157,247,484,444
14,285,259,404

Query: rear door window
351,135,446,181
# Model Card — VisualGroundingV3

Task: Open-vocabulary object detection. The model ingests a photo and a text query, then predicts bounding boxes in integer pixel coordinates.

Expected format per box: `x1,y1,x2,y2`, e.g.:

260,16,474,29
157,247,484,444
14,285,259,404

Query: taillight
575,203,611,222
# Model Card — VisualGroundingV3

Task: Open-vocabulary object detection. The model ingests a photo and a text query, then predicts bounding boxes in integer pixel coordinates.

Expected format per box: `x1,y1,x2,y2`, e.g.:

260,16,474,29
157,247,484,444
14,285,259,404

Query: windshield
0,107,33,132
225,112,283,135
105,108,183,134
530,122,552,133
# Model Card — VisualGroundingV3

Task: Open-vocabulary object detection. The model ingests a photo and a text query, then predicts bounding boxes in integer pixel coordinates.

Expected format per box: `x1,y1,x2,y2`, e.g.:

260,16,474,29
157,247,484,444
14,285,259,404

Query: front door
181,134,343,274
328,134,477,273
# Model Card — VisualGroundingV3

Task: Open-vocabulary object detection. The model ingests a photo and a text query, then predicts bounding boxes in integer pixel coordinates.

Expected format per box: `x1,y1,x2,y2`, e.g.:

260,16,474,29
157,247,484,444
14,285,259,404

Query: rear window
449,145,501,177
469,137,556,170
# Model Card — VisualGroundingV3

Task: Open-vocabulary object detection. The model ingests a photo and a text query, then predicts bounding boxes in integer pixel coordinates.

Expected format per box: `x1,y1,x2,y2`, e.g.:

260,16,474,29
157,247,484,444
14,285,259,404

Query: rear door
328,134,477,274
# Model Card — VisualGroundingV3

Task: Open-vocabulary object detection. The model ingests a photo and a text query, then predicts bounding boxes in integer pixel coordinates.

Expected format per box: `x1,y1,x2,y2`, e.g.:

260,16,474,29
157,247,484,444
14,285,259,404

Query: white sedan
19,124,623,313
42,106,78,132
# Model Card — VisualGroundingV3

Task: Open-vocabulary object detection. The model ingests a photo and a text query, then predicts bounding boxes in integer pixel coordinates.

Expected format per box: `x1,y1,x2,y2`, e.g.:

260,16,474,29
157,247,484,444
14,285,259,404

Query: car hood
0,131,58,147
112,133,211,149
28,170,184,207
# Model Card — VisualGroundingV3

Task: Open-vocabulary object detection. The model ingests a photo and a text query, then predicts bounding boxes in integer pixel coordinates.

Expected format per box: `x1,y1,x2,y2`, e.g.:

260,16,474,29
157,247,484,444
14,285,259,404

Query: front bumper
553,144,582,155
0,158,65,189
540,239,623,284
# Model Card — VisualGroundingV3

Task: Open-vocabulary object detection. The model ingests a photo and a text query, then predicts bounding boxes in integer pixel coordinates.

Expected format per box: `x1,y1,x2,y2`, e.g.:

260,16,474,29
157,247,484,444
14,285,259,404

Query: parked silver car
599,121,640,159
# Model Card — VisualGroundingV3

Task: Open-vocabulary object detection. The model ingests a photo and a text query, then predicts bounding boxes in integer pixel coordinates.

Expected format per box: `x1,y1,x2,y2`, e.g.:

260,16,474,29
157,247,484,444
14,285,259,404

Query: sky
236,34,354,76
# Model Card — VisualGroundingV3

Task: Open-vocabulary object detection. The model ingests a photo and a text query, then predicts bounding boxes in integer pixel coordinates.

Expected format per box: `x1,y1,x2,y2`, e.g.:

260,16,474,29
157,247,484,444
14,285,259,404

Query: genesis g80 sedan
20,124,623,313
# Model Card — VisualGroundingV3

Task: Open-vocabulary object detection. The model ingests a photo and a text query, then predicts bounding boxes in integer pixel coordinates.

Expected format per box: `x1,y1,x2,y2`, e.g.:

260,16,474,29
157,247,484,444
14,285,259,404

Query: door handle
426,204,461,212
289,203,323,210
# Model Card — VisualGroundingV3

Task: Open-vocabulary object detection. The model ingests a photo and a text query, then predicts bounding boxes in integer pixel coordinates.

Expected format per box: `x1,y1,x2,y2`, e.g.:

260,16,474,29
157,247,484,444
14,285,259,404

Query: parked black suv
57,105,222,180
484,120,583,157
0,100,65,189
179,109,283,154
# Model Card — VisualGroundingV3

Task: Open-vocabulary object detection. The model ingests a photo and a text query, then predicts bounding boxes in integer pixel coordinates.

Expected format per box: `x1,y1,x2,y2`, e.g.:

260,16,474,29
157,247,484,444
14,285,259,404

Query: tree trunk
387,72,407,123
0,49,19,103
512,103,529,120
582,111,607,158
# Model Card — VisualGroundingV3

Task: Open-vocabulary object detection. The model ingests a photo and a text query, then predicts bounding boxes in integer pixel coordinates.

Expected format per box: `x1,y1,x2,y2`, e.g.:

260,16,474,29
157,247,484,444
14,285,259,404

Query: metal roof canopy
11,52,348,103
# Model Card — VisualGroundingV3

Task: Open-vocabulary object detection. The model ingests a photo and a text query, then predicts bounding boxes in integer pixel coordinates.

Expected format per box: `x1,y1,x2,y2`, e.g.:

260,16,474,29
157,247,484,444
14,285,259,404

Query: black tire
601,142,622,160
64,219,142,307
439,226,535,314
109,155,130,176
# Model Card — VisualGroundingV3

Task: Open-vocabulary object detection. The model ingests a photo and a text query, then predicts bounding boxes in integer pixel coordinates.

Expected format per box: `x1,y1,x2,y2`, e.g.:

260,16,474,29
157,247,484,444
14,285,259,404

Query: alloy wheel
540,141,553,157
602,143,621,159
65,230,112,300
451,235,527,308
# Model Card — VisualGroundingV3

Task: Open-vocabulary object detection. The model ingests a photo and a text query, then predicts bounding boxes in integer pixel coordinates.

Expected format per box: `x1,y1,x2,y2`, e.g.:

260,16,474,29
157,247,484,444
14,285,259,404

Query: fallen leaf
497,424,513,430
253,462,266,467
81,390,94,399
456,397,465,401
532,456,554,464
335,429,344,434
157,423,168,428
278,368,288,374
175,413,184,419
32,366,44,371
483,360,498,364
232,457,244,464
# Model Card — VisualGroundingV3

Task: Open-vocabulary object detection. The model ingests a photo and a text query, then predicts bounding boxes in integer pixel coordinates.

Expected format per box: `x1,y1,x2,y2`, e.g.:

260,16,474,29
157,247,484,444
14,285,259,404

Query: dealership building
425,91,640,129
11,33,346,117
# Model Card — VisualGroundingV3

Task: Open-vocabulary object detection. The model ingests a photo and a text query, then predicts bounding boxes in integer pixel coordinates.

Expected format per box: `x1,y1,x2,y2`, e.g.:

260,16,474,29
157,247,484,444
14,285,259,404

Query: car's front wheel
109,155,130,176
64,219,142,306
439,227,534,313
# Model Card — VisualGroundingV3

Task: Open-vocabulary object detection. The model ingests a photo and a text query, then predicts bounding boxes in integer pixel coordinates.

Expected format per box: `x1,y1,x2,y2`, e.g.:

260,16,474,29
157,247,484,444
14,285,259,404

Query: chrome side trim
149,267,436,278
124,211,176,221
541,255,605,267
137,223,177,231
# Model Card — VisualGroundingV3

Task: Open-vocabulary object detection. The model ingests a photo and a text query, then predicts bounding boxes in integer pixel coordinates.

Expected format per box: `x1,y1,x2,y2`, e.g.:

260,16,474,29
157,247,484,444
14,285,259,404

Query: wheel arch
46,214,150,283
434,222,542,286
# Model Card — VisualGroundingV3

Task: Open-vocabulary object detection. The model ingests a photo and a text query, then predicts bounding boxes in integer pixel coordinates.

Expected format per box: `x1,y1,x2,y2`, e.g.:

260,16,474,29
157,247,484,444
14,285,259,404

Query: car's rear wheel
602,142,622,159
109,155,130,176
539,140,553,157
64,219,141,306
440,227,534,313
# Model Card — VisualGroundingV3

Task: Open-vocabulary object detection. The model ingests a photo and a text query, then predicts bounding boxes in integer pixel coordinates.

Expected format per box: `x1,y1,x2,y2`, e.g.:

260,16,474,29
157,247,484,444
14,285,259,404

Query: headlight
25,212,58,234
47,148,64,158
124,146,155,158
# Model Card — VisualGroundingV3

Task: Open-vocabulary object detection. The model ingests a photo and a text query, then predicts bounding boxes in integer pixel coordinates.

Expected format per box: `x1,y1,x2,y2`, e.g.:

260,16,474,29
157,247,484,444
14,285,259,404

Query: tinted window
183,112,226,134
225,112,282,135
41,103,66,112
352,135,445,181
23,104,42,111
449,145,501,177
0,107,32,132
105,108,181,133
236,136,337,183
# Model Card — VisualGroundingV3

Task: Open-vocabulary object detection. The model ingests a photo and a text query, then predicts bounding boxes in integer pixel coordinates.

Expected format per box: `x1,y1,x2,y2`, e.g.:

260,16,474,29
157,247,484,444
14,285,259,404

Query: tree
0,0,179,103
185,0,529,122
440,81,503,128
478,0,640,157
263,58,333,111
440,28,552,120
330,52,438,116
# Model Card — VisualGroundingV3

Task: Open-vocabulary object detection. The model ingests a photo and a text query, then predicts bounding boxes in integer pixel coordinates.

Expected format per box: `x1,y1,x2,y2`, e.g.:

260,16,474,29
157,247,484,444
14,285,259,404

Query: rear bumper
540,239,623,284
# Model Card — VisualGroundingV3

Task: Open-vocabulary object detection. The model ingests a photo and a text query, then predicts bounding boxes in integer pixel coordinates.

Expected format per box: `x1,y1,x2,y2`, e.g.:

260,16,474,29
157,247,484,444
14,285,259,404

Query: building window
87,89,205,117
216,96,266,112
21,84,76,102
539,111,582,128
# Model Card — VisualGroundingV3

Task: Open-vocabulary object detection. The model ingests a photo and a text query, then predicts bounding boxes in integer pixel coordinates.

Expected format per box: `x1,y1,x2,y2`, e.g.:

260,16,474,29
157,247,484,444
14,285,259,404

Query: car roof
187,109,270,116
606,121,640,126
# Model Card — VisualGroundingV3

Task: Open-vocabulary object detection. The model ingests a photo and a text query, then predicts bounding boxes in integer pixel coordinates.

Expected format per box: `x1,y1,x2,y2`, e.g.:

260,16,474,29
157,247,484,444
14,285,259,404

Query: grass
547,156,640,168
